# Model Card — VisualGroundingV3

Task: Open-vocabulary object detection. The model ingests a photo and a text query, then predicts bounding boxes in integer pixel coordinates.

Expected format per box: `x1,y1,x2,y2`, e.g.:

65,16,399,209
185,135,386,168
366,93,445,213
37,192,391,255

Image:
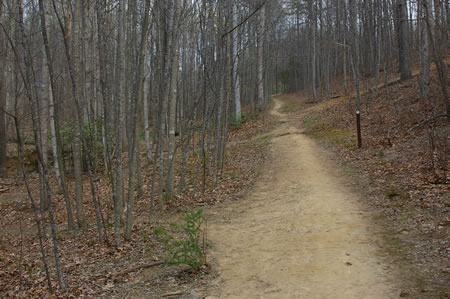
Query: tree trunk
232,2,241,123
397,0,412,80
143,80,152,162
73,0,86,229
125,0,151,241
257,3,265,111
349,0,361,111
311,1,317,101
419,0,431,99
39,46,49,213
424,0,450,121
0,3,7,178
112,0,125,246
166,0,181,199
41,0,74,231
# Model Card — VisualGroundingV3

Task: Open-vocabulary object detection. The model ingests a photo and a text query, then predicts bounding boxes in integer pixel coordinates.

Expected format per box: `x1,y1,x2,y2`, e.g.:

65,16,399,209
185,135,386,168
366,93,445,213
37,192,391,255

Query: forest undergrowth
0,106,277,297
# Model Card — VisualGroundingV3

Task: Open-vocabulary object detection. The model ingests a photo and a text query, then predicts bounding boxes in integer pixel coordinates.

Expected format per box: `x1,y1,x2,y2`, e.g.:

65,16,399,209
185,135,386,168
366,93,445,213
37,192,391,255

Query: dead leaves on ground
295,73,449,296
0,107,277,298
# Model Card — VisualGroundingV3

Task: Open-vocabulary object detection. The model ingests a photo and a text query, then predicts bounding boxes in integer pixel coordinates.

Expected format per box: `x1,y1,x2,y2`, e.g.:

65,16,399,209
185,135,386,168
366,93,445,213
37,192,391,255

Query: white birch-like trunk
48,74,62,192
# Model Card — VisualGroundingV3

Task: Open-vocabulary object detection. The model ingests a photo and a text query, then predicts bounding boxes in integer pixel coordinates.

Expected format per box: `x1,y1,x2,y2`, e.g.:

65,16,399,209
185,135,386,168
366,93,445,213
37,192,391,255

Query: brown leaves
0,104,277,298
294,72,449,296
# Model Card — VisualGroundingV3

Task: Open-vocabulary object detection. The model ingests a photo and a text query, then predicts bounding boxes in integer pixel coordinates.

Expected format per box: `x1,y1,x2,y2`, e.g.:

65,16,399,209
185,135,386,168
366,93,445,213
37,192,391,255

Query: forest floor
205,95,410,298
0,101,278,297
205,65,449,298
1,70,448,298
265,71,449,297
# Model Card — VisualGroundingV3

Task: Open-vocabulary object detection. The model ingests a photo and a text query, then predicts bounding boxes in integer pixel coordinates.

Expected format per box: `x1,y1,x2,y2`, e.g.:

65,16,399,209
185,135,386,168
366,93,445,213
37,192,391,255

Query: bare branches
222,0,268,39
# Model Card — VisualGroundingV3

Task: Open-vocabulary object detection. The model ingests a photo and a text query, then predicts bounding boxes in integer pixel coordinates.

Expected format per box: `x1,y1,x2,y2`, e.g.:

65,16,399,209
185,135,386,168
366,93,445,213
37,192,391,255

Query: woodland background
0,0,448,296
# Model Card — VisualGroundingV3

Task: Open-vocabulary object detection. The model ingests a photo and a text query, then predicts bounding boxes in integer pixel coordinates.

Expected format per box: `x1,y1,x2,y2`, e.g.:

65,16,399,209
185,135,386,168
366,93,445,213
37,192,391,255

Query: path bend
206,94,400,298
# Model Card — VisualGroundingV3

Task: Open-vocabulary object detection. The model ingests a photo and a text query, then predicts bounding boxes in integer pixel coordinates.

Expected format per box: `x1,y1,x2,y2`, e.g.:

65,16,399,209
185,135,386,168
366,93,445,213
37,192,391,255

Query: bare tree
397,0,412,80
0,2,7,178
257,1,266,111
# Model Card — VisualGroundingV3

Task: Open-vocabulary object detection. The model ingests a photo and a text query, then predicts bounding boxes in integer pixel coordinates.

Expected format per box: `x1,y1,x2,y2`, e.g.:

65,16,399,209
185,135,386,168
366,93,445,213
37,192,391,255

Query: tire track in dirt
205,94,401,298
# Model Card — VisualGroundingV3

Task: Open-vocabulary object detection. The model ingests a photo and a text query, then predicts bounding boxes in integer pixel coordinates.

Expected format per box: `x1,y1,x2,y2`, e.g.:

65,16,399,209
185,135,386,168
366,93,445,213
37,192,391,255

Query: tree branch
222,0,268,39
408,114,448,131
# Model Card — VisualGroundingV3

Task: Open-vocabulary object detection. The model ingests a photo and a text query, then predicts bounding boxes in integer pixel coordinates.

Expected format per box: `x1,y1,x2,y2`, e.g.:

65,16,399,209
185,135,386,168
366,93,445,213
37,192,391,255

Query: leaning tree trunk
40,0,74,231
33,1,67,289
423,0,449,121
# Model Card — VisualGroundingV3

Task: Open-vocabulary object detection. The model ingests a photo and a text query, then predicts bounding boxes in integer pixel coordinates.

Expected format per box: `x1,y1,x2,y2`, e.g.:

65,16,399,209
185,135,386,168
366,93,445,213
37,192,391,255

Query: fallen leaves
293,71,449,296
0,105,277,298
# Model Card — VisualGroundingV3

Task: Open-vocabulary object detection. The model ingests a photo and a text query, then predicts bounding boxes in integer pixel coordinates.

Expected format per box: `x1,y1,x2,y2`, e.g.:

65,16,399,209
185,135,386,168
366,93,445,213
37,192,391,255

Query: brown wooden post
356,110,362,148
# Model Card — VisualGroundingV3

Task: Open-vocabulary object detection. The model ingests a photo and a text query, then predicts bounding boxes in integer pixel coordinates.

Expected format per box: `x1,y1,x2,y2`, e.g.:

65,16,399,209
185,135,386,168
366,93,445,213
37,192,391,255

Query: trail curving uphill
206,94,401,298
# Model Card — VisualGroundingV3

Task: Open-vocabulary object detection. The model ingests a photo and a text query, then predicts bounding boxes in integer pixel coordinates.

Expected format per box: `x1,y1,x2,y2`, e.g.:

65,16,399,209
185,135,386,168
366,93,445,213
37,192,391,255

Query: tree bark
125,0,151,241
112,0,124,246
232,2,241,123
257,3,266,111
397,0,412,80
41,0,74,231
166,0,181,199
0,2,7,178
73,0,86,229
419,0,431,99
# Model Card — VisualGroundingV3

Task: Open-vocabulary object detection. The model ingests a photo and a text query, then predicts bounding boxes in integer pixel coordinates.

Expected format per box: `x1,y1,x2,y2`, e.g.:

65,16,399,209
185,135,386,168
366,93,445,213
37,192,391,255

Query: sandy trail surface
206,94,400,298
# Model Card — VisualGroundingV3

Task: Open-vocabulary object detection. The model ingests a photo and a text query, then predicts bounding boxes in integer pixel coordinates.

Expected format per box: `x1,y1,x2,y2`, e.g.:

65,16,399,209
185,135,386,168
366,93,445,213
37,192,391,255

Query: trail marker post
356,110,362,148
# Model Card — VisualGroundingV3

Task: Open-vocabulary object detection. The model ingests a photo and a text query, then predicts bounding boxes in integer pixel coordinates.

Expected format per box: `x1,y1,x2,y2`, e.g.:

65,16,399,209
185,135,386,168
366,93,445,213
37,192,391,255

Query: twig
276,132,292,137
408,114,448,131
161,291,184,297
109,261,164,277
222,0,268,39
0,182,17,186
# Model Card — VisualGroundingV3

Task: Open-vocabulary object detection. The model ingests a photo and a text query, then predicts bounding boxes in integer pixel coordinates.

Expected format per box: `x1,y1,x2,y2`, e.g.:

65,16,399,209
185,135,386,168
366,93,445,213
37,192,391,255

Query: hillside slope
283,72,449,296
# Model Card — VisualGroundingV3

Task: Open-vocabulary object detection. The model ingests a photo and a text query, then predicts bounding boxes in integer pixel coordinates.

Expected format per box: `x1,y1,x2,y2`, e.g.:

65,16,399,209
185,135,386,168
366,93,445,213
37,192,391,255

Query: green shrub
59,125,74,147
231,111,247,127
153,208,206,272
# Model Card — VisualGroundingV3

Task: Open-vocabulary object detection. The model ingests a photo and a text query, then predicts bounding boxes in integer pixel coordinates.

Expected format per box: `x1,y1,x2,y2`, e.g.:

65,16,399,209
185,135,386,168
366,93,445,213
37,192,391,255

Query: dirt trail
206,94,401,298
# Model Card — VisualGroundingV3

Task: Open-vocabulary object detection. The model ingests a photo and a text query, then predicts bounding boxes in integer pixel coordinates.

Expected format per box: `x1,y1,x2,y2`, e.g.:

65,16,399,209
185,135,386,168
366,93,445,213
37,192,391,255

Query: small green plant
140,229,149,242
281,103,297,112
59,125,74,146
230,111,248,127
153,208,206,272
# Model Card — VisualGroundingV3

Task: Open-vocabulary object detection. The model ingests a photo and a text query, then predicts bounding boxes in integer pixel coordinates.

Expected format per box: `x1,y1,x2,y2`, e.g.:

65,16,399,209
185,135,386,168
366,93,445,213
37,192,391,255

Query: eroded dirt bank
206,95,403,298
